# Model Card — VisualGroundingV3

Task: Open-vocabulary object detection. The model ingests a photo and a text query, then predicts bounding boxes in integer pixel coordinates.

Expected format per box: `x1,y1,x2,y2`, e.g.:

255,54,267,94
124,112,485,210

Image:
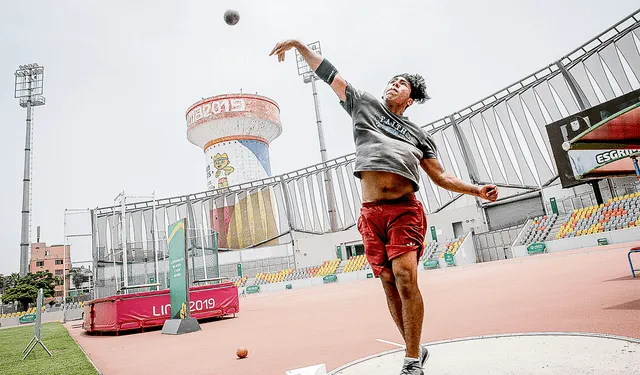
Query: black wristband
315,59,338,85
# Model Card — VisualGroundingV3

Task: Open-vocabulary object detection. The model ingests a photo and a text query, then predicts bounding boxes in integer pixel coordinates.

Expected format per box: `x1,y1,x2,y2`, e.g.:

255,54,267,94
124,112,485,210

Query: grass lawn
0,322,97,375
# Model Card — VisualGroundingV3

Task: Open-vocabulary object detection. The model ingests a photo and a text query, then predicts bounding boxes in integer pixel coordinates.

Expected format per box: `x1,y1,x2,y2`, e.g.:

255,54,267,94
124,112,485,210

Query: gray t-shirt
340,83,437,191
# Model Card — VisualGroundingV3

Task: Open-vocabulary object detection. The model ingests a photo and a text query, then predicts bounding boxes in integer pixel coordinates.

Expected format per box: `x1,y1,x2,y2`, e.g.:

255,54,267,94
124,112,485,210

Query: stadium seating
518,214,559,245
312,259,341,277
438,236,465,259
419,241,440,262
254,269,292,285
252,259,346,285
248,241,468,285
0,308,38,319
343,255,368,273
229,275,248,287
555,193,640,239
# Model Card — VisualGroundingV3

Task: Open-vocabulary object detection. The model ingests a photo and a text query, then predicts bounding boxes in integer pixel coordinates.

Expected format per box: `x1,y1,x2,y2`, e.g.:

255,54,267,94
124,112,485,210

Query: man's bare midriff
360,171,415,202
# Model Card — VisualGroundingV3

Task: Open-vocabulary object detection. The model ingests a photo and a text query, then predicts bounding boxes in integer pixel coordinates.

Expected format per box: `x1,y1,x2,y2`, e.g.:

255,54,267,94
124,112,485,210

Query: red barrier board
83,283,239,333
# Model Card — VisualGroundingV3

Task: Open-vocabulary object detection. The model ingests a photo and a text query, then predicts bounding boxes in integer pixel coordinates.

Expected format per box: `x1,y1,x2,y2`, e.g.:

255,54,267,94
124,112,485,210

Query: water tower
186,94,282,248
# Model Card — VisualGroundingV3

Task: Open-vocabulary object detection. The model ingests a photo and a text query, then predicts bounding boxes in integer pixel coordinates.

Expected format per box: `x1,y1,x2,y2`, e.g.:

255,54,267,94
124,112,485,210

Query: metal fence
218,255,295,279
93,227,219,298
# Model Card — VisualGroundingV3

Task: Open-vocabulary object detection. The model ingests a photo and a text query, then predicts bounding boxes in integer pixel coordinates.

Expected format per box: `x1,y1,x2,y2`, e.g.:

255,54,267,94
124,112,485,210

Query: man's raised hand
479,184,499,202
269,39,299,62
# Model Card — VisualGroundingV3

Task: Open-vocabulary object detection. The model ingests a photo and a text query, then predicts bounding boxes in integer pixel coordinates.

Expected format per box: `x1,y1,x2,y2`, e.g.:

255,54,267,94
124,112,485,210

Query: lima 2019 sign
187,98,246,128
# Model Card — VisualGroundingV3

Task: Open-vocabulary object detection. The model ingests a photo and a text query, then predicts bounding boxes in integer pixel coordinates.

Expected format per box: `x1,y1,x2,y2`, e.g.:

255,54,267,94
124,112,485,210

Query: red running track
67,243,640,374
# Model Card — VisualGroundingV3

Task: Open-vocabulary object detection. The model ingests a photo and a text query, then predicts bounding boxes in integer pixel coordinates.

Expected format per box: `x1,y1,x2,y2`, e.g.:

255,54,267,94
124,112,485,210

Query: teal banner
323,274,338,283
246,285,260,294
167,218,189,320
444,253,455,265
424,259,439,269
527,242,547,254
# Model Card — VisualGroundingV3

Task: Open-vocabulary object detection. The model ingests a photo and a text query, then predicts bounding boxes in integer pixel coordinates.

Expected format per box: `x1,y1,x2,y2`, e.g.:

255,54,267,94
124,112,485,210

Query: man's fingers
270,46,288,62
269,43,283,56
482,185,499,201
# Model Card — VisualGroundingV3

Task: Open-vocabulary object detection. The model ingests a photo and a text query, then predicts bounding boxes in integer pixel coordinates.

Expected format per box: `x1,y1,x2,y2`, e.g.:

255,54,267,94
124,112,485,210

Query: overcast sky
0,1,638,275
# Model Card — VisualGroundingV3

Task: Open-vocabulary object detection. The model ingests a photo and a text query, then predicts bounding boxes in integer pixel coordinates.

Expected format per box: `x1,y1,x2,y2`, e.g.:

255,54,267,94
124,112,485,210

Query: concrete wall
292,228,361,268
512,226,640,257
436,232,477,268
454,232,477,266
426,197,484,242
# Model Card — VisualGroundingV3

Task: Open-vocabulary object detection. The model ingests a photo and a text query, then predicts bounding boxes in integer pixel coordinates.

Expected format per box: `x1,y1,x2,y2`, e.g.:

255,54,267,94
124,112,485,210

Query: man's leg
379,269,405,342
391,251,423,359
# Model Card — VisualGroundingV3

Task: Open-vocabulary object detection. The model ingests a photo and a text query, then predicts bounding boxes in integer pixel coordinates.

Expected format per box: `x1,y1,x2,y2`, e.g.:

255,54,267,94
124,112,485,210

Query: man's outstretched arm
420,158,499,202
270,39,347,102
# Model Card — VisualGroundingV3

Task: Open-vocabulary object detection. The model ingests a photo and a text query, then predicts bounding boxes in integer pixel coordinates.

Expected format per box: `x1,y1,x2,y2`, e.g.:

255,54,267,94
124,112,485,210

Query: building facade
29,242,71,300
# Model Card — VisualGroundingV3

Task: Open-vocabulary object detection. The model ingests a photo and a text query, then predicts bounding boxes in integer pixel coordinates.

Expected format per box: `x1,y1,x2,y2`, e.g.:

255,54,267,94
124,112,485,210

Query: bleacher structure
440,236,469,261
517,214,560,246
343,255,370,273
420,242,440,262
253,259,342,285
229,276,248,288
0,301,85,320
245,242,458,286
0,307,40,320
555,193,640,239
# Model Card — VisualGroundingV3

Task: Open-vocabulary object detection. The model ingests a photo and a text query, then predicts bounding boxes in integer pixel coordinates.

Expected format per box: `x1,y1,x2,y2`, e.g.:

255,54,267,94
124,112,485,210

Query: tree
4,273,20,289
22,271,57,298
70,269,86,291
1,271,57,310
2,284,38,311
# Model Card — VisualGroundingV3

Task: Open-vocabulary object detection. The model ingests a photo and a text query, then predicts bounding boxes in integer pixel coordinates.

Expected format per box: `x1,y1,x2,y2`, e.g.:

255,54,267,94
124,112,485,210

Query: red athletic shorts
357,193,427,277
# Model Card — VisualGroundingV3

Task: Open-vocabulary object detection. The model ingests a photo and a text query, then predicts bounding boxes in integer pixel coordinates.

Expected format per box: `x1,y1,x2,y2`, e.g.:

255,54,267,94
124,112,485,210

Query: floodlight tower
294,42,338,232
14,64,45,276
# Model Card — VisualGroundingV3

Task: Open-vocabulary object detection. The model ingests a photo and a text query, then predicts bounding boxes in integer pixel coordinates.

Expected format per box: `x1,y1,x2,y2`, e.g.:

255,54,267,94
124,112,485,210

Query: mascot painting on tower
213,153,235,188
186,94,282,248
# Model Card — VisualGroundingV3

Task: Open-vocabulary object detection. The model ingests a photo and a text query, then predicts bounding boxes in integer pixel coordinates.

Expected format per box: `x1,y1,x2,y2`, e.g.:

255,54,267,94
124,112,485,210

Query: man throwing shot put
270,40,498,375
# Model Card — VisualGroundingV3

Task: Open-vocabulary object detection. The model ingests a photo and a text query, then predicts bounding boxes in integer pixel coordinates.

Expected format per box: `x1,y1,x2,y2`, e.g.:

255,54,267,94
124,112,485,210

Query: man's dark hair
395,73,431,104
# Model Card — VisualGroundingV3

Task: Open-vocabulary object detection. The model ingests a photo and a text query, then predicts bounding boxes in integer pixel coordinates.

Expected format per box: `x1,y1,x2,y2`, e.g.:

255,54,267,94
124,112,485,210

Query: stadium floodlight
294,42,338,231
14,63,46,276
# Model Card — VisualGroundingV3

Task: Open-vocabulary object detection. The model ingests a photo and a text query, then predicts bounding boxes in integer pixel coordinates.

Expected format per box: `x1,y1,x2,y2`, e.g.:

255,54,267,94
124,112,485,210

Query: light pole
294,42,338,231
14,64,45,276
